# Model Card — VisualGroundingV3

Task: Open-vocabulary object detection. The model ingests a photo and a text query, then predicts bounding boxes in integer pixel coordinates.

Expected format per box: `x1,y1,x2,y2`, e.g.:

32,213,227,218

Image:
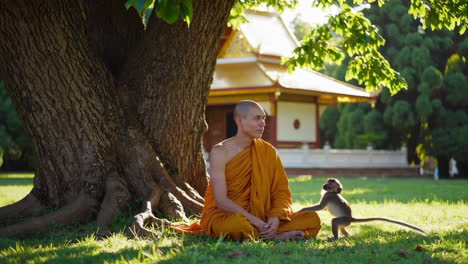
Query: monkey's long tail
350,217,427,235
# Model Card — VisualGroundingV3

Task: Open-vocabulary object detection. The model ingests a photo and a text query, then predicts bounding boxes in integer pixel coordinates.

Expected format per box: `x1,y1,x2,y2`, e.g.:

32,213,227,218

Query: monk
172,100,321,240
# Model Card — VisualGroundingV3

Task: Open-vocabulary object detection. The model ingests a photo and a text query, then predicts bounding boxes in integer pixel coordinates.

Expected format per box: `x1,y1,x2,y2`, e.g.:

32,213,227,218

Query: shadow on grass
0,224,465,264
0,177,34,187
160,226,466,264
0,240,146,264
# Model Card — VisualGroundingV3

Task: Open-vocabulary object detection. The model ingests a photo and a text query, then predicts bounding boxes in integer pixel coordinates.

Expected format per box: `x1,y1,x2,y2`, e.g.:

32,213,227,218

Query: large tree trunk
0,0,235,237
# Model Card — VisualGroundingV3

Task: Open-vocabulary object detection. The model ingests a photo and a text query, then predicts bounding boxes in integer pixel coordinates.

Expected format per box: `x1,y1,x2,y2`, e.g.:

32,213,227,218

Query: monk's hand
250,217,267,233
260,217,280,239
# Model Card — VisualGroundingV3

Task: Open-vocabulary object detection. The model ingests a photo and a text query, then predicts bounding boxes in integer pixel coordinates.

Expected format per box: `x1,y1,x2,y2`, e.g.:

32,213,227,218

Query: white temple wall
277,144,413,168
277,101,316,142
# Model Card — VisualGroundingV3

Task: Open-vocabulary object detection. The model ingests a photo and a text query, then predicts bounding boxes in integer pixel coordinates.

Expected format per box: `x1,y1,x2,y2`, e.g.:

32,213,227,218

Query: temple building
204,10,378,152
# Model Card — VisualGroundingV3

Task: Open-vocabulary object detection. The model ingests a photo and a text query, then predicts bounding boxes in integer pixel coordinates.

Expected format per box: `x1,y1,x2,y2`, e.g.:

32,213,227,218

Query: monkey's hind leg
340,226,351,237
331,217,352,239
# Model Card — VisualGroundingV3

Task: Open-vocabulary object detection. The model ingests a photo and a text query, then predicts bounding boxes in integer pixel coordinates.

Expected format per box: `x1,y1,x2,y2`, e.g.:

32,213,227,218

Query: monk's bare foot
274,231,305,241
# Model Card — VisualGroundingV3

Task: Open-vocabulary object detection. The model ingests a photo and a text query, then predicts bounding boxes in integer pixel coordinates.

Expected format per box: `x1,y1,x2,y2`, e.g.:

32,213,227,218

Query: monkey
299,178,427,239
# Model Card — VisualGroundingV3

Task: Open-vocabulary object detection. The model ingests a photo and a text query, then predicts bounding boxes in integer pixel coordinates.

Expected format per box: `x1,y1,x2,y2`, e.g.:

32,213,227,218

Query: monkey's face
323,179,342,193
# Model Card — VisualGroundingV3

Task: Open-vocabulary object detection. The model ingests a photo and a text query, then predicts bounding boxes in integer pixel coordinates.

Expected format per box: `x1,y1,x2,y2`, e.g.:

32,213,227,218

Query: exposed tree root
182,182,205,204
158,192,189,222
0,192,45,224
121,127,204,217
126,201,170,238
96,177,131,237
0,192,98,237
149,186,164,207
167,187,203,216
150,156,204,216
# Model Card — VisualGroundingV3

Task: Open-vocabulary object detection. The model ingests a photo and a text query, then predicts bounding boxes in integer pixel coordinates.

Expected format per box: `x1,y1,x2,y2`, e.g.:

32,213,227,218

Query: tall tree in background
0,0,466,237
320,0,467,177
321,103,388,150
317,0,468,177
424,53,468,178
319,106,340,147
364,0,468,177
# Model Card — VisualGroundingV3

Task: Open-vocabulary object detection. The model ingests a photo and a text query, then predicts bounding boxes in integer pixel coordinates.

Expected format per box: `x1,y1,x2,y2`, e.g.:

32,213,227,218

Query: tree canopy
126,0,467,93
318,0,468,177
286,0,467,93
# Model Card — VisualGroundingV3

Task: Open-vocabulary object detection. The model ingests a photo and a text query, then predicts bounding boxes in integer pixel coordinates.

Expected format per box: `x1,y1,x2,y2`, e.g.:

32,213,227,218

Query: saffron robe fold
171,138,321,240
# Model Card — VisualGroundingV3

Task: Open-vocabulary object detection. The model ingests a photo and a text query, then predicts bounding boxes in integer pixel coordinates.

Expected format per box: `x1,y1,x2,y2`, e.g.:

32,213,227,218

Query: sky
280,1,339,26
280,1,369,27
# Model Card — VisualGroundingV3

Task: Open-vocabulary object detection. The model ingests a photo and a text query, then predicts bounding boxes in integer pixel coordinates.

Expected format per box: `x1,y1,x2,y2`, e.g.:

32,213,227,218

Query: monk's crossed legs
211,211,321,240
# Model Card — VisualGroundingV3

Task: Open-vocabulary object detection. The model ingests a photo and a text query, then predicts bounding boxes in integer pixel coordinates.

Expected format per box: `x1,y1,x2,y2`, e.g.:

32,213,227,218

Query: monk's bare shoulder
211,138,246,165
210,140,231,166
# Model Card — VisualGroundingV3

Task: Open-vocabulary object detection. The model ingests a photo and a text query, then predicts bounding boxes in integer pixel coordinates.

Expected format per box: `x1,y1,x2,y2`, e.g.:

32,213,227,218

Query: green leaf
156,0,167,9
156,0,180,24
143,0,155,13
459,26,467,35
125,0,154,15
136,0,147,12
180,0,193,25
125,0,136,9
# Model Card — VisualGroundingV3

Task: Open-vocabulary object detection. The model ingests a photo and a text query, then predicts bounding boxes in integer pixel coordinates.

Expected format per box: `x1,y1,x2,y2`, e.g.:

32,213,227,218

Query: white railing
277,144,415,169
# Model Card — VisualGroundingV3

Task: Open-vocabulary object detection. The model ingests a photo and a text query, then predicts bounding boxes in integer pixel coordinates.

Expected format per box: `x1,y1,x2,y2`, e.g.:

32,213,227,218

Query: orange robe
171,138,321,240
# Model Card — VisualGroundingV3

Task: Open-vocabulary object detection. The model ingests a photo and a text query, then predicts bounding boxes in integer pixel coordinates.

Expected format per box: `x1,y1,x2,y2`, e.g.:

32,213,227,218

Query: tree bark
0,0,235,237
119,0,232,195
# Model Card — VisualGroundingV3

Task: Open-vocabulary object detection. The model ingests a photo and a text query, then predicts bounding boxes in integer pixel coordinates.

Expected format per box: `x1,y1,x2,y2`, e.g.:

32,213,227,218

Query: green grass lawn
0,173,466,263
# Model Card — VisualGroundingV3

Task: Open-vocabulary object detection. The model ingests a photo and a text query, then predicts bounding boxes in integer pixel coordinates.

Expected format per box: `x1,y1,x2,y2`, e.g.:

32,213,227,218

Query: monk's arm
210,146,266,230
268,151,293,221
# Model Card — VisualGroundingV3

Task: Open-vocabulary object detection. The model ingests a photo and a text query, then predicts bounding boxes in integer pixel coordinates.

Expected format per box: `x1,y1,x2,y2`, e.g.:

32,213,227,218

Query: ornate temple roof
210,10,378,104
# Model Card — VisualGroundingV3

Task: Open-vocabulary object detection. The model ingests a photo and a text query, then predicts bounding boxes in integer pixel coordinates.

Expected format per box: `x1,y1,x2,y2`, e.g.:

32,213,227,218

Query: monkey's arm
299,204,324,212
298,193,330,212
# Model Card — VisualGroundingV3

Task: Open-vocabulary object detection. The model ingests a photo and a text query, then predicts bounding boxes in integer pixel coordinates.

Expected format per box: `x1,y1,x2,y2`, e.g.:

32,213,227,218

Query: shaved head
234,100,264,118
